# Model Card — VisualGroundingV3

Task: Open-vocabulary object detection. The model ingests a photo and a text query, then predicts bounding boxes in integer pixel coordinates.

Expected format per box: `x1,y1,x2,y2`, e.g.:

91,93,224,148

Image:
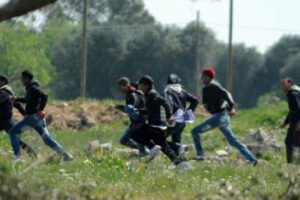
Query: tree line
0,0,299,108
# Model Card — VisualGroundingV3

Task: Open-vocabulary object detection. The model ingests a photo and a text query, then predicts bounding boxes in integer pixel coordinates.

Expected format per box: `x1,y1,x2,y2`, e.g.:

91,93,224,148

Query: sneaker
146,145,161,162
63,153,74,162
196,155,206,161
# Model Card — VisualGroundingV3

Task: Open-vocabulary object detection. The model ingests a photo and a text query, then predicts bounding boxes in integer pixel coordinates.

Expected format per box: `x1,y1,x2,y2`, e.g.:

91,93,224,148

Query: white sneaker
146,145,161,162
196,155,206,161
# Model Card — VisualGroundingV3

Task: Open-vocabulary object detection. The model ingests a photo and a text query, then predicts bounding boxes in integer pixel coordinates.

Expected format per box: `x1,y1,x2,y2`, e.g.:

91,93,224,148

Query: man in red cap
191,67,257,164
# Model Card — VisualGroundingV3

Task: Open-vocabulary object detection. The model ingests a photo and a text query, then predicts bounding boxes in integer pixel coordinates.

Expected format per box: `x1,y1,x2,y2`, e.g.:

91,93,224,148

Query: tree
0,0,57,22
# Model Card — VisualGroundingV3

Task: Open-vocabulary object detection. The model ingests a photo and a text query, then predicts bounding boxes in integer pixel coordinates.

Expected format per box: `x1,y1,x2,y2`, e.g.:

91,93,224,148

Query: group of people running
0,67,299,166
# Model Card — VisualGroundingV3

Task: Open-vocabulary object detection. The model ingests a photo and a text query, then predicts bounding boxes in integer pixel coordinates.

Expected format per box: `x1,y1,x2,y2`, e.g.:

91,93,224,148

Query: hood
290,85,300,92
0,85,14,95
27,81,40,88
166,84,182,93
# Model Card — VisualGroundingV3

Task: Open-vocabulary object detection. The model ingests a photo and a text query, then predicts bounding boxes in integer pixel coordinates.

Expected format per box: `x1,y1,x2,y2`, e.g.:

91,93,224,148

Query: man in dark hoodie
133,75,185,165
9,71,73,161
116,77,148,155
280,77,300,163
0,75,36,156
165,73,199,155
191,67,257,164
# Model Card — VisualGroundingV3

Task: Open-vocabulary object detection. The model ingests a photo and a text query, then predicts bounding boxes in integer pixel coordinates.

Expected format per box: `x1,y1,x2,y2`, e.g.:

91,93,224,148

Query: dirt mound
13,100,208,131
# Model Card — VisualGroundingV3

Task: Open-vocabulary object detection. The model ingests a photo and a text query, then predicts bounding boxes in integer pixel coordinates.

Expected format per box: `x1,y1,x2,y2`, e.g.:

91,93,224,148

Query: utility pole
195,11,201,98
226,0,234,93
80,0,88,98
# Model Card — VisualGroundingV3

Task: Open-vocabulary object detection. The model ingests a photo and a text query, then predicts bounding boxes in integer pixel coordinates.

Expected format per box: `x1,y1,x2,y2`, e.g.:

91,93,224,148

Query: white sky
1,0,299,53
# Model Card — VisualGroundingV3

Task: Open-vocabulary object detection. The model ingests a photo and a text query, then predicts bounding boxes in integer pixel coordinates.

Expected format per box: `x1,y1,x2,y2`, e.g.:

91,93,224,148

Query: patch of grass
0,101,295,199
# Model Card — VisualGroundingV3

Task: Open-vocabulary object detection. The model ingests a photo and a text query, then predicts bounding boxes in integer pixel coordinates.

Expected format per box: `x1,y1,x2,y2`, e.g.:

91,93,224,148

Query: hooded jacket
0,85,25,121
164,84,199,113
284,85,300,125
145,88,172,128
16,81,48,115
125,87,146,124
202,80,235,114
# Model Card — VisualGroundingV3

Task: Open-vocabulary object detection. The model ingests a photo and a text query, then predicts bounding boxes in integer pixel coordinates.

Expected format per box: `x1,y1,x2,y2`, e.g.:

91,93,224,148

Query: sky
1,0,299,53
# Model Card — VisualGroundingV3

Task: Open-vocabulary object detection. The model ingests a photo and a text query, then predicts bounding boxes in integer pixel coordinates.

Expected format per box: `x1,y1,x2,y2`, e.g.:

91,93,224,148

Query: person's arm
184,90,199,112
154,94,172,119
15,96,26,103
164,89,174,109
13,102,26,116
219,86,235,111
32,87,48,111
0,90,9,104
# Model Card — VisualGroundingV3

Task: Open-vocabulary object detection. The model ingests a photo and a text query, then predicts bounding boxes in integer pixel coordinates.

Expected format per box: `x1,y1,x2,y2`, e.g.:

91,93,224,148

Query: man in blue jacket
165,74,199,155
191,67,257,164
9,71,73,161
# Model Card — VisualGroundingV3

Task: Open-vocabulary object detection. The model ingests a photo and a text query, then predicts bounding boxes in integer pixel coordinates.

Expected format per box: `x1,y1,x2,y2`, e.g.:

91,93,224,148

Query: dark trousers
132,125,180,163
0,119,32,151
119,123,146,153
167,122,186,154
285,123,300,163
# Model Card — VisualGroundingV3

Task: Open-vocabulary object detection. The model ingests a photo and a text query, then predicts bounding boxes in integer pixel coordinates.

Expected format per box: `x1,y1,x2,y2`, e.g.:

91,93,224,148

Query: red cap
202,67,216,78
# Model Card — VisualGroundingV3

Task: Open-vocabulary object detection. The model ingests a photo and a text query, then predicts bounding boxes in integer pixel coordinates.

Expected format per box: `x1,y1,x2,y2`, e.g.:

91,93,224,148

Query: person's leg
219,114,257,163
9,117,32,157
120,128,140,149
32,115,71,159
285,126,294,163
148,127,180,163
171,123,186,153
191,114,223,156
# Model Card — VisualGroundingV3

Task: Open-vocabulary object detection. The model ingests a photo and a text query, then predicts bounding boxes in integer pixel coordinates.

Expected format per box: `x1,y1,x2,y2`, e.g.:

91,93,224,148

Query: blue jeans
191,111,256,162
9,114,67,157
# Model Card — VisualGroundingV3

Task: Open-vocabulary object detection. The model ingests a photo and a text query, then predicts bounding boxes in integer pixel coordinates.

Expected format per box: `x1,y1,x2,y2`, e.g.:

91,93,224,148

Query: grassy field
0,101,299,200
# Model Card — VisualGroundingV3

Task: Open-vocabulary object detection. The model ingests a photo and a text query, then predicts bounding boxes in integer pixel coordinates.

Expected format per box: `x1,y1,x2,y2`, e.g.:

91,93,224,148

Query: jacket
16,81,48,115
164,84,199,113
0,85,25,121
284,85,300,125
145,88,172,127
202,80,234,114
125,89,146,124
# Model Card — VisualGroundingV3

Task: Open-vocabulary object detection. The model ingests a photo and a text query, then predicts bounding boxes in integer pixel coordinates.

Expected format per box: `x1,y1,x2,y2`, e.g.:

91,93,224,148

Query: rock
85,141,112,153
80,115,96,128
45,114,53,125
216,150,229,157
244,128,270,143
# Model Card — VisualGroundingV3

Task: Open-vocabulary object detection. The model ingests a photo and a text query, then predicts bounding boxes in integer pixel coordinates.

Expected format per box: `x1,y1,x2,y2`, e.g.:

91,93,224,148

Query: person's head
167,73,182,85
21,70,34,86
138,75,154,93
0,75,8,87
281,77,294,92
201,67,216,85
117,77,131,93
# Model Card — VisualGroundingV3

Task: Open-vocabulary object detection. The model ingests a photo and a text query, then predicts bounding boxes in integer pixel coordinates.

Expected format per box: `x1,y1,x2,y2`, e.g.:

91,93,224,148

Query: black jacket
126,89,146,123
16,81,48,115
145,88,172,127
203,81,234,114
284,85,300,125
0,85,25,121
165,85,199,113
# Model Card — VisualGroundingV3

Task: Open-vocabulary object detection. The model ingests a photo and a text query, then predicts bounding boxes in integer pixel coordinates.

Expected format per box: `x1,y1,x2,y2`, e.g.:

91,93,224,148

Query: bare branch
0,0,57,22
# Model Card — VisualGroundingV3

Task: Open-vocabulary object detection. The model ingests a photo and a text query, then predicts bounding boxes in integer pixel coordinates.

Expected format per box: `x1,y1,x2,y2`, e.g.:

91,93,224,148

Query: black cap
139,75,154,85
167,73,181,84
0,75,8,84
117,77,130,85
21,70,34,80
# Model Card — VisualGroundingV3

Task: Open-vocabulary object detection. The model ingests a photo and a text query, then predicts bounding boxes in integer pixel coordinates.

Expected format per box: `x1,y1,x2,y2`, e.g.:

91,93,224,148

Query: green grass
0,101,296,199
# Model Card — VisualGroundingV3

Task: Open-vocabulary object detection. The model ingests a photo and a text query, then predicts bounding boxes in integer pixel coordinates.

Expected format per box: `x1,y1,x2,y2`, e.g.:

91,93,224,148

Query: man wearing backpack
280,77,300,163
164,74,199,155
0,75,36,157
9,70,73,161
116,77,148,155
191,67,257,164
